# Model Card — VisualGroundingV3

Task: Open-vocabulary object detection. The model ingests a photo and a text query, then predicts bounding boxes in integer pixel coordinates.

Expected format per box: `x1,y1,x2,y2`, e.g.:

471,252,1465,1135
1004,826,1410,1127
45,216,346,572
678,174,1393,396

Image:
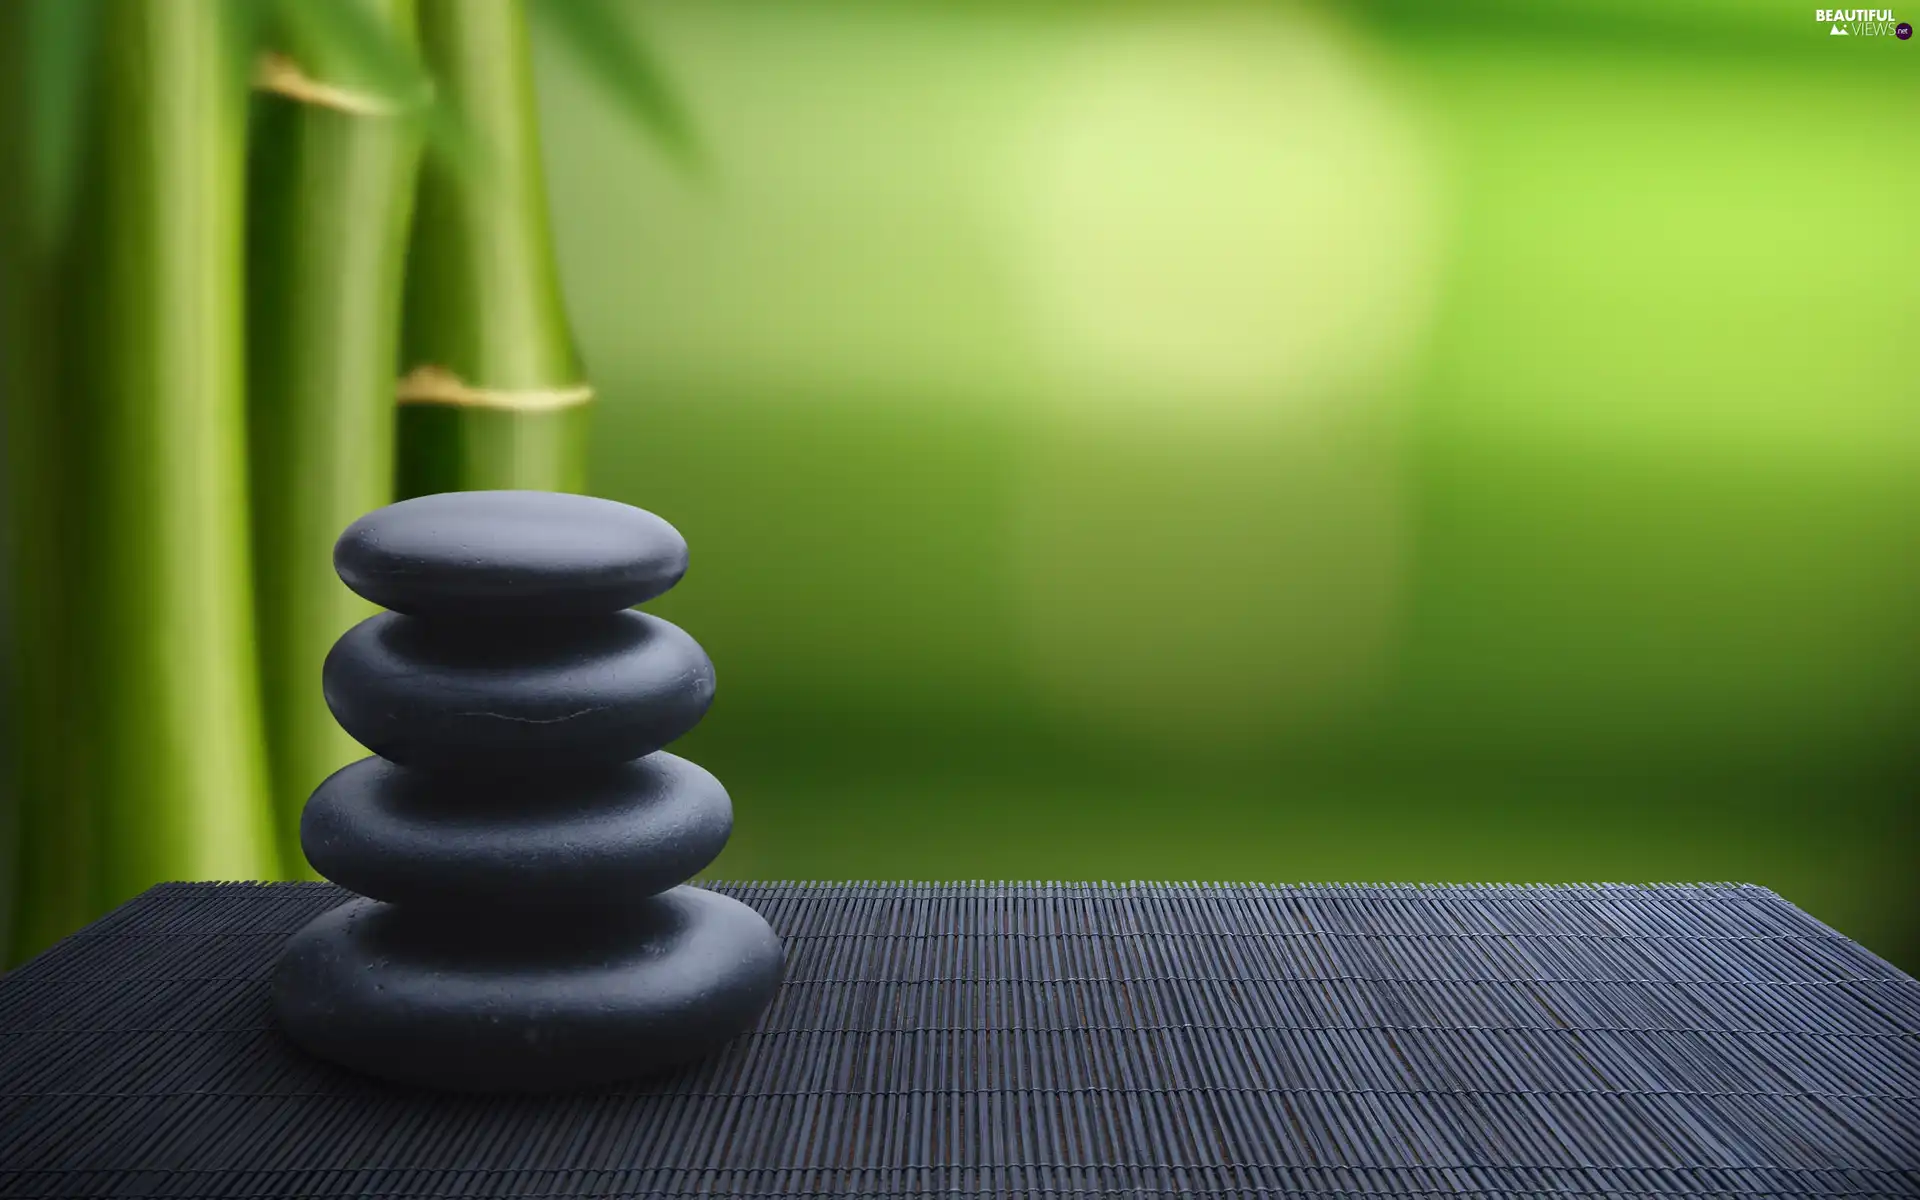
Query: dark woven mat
1,882,1916,1198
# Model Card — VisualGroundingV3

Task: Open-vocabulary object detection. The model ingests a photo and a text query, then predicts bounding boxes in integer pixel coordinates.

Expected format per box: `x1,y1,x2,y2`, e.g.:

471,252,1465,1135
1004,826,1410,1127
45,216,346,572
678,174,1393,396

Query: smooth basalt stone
272,886,786,1093
334,490,690,617
301,753,732,909
323,609,715,770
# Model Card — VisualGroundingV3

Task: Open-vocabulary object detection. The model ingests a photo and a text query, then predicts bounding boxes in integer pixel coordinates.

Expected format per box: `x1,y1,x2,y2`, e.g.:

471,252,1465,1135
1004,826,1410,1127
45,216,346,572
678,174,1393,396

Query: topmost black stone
334,491,690,617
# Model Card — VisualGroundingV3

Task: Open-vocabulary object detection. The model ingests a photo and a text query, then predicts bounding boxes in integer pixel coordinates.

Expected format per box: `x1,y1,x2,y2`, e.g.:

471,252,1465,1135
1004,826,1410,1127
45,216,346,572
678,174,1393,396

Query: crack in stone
452,706,613,725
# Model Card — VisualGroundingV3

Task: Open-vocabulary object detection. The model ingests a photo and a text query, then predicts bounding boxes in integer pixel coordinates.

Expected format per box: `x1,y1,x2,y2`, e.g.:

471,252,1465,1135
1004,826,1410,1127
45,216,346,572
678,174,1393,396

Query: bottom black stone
271,886,786,1093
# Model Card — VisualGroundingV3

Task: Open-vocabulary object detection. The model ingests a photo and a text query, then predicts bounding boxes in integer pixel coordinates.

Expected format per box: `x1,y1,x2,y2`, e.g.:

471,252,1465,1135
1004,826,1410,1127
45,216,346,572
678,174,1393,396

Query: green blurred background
520,0,1917,968
11,0,1907,970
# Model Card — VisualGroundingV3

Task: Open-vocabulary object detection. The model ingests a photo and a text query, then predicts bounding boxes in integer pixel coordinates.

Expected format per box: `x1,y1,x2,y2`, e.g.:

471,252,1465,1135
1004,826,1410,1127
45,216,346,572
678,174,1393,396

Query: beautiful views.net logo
1816,8,1912,35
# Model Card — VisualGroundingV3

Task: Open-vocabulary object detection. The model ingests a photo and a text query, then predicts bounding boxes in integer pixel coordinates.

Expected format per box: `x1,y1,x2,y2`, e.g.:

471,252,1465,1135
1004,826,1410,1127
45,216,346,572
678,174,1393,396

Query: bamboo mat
1,881,1916,1198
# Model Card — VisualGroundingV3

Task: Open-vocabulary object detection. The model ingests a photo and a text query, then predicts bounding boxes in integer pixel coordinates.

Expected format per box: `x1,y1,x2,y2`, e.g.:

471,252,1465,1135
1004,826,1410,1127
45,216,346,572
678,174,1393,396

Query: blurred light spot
1001,7,1439,747
996,5,1440,419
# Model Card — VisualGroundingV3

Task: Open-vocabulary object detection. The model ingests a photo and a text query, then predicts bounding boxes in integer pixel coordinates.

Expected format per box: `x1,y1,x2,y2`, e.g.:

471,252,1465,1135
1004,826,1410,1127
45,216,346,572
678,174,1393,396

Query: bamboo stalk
67,0,278,911
0,2,100,964
398,0,588,498
1,0,31,966
246,0,422,879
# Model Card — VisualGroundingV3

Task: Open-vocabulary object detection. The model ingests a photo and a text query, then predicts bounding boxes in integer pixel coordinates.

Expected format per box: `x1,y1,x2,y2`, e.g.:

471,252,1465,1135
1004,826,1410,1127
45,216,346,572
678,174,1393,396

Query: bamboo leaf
528,0,703,175
270,0,481,178
23,0,100,248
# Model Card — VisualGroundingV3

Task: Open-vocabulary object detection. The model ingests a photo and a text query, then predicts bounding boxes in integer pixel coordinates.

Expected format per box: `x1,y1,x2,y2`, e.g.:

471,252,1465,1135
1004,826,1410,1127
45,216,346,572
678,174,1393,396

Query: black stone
301,753,733,910
334,490,690,618
272,887,787,1093
322,609,715,771
276,489,780,1094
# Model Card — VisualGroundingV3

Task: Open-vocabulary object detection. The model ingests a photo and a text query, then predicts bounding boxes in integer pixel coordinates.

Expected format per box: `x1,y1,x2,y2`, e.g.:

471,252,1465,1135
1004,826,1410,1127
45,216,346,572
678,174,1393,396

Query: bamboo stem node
396,364,594,412
254,53,415,118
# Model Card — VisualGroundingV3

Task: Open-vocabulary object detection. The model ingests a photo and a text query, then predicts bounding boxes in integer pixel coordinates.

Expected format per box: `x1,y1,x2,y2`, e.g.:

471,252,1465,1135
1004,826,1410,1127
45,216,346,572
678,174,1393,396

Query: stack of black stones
272,490,785,1093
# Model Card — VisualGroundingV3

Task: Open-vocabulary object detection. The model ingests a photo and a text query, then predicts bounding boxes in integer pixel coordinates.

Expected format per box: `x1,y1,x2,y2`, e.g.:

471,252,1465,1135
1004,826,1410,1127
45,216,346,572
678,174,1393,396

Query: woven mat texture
1,881,1916,1198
